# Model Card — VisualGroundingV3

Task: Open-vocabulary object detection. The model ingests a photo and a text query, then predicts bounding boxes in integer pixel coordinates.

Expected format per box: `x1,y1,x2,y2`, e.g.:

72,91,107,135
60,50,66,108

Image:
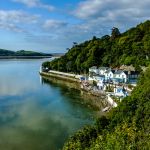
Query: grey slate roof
114,70,123,75
89,66,97,69
98,67,109,70
105,69,115,74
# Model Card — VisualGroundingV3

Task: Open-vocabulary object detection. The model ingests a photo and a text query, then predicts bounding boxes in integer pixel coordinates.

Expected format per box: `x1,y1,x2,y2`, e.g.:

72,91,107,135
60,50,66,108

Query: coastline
40,71,80,83
0,56,52,59
40,71,112,110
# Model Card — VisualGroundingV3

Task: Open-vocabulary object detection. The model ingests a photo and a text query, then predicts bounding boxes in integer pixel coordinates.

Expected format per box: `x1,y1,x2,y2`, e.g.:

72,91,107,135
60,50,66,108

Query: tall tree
111,27,121,39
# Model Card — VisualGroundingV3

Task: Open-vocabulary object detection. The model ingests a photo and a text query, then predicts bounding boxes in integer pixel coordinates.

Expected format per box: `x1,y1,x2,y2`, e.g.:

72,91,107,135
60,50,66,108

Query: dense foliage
15,50,52,56
63,65,150,150
43,20,150,72
0,49,52,56
0,49,15,56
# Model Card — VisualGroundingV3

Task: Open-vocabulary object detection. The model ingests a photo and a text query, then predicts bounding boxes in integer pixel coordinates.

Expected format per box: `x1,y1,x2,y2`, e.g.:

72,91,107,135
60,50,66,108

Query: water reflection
0,59,98,150
0,99,70,150
42,77,107,111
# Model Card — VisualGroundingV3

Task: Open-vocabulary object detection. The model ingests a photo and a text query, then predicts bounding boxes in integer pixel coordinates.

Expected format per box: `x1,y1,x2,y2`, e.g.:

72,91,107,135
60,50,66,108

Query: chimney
128,71,131,75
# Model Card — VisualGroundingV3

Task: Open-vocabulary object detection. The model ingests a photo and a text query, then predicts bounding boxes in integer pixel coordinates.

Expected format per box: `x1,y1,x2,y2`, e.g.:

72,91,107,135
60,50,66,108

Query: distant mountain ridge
0,49,52,57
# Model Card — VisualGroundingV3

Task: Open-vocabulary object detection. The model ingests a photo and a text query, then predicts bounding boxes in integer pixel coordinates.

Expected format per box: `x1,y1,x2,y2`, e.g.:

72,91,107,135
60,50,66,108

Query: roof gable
114,70,123,75
105,69,115,74
89,66,97,69
98,67,109,70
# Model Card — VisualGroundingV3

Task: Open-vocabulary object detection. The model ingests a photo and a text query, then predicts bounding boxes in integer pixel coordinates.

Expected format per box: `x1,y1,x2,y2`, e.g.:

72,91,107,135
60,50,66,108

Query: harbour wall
40,71,109,110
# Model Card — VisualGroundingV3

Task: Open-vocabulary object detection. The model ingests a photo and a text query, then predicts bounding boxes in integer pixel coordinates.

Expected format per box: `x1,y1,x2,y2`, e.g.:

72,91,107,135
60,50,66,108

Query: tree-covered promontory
0,49,52,57
63,65,150,150
43,20,150,72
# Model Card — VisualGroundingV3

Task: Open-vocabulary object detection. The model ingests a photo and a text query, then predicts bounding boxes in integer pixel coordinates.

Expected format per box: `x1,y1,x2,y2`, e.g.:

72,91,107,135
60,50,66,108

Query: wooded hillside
63,65,150,149
43,20,150,72
0,49,52,56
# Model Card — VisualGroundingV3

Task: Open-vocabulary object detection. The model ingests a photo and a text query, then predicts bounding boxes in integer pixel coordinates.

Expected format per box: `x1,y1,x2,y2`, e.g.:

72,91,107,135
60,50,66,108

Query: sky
0,0,150,53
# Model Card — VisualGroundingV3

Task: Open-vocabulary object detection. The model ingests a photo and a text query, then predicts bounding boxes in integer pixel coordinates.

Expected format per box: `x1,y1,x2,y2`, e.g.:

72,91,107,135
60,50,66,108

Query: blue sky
0,0,150,53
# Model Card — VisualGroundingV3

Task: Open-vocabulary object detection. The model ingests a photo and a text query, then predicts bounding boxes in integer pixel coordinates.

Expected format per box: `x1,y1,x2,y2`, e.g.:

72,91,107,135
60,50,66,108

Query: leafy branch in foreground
63,65,150,150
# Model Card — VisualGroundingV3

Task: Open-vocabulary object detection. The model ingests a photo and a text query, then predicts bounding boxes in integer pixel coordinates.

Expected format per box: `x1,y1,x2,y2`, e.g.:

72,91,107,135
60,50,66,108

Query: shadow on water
0,100,70,150
41,77,108,111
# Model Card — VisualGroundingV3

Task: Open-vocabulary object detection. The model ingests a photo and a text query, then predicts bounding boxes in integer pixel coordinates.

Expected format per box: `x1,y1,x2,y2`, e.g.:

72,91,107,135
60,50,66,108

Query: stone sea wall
40,72,109,110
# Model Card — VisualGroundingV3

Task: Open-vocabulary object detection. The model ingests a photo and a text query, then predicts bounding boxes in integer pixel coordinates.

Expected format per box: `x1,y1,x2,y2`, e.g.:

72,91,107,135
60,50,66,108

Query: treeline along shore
0,56,52,59
0,49,52,59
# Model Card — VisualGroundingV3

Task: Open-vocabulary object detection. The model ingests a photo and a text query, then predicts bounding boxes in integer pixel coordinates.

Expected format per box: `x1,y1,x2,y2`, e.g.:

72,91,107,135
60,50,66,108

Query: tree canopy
43,20,150,73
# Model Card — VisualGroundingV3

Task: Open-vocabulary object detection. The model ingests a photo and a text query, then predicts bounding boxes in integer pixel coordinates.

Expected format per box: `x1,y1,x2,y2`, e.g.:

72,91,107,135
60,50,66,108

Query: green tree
111,27,121,39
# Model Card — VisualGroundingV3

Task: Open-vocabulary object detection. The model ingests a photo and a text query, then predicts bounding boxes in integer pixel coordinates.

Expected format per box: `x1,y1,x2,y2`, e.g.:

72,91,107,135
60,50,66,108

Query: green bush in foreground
63,66,150,150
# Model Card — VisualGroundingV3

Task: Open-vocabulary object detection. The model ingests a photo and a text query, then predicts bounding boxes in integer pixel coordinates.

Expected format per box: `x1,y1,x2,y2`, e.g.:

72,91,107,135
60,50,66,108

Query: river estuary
0,59,103,150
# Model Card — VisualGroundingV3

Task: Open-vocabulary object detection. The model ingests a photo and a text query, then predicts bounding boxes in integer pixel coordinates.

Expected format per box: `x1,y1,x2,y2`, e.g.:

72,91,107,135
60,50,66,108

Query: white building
89,67,139,84
97,80,104,90
114,70,128,82
89,66,99,74
114,87,128,97
104,70,115,79
98,67,110,75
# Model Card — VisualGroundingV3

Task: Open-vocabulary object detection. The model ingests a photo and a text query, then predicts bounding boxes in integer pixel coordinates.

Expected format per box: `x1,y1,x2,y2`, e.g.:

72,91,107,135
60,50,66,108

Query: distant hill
15,50,52,56
0,49,15,56
0,49,52,58
43,20,150,72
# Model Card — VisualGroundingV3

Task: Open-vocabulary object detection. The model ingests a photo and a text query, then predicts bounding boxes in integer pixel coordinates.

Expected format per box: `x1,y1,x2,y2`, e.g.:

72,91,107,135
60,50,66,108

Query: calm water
0,59,98,150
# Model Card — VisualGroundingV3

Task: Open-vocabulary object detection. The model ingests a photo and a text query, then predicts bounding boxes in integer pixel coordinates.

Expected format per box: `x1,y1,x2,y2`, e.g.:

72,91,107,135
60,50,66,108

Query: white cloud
74,0,104,19
13,0,38,7
72,0,150,40
1,0,150,52
43,19,68,29
0,10,39,24
74,0,150,20
12,0,54,11
0,10,39,32
0,22,24,32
